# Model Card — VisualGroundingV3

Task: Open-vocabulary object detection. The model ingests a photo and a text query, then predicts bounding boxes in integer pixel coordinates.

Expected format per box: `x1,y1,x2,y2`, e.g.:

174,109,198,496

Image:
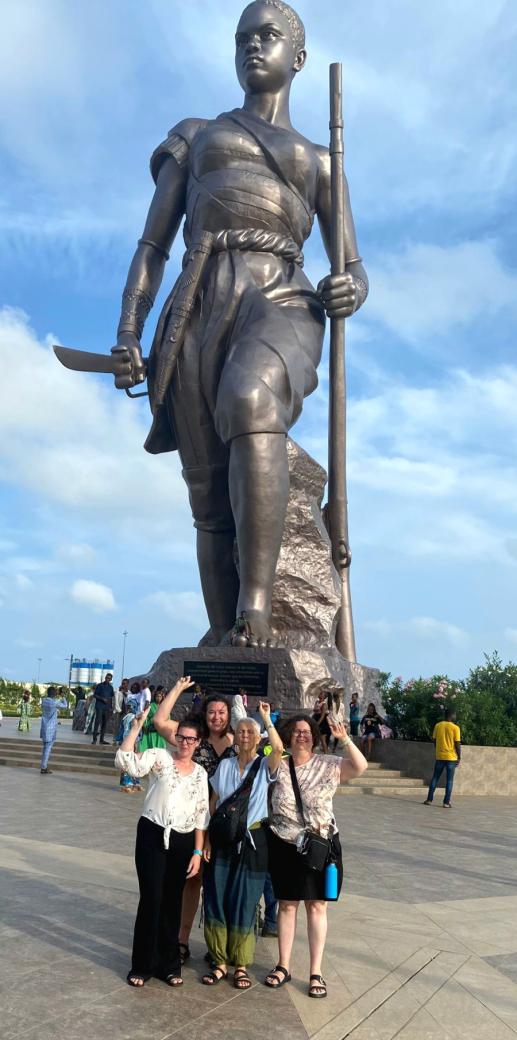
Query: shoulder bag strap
218,755,262,812
288,755,307,827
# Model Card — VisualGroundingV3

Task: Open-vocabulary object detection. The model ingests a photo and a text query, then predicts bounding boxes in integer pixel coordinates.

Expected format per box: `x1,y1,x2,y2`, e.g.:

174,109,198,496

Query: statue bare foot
230,610,277,648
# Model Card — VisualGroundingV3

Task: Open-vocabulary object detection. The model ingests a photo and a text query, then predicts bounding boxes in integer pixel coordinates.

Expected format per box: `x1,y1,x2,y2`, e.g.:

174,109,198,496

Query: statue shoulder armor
150,117,208,184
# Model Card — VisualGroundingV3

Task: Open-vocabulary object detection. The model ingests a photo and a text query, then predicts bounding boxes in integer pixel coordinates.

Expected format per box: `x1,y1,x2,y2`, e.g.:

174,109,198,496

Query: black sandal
165,974,183,986
309,974,327,998
264,964,291,988
202,967,228,986
179,942,191,965
234,968,252,990
126,972,148,987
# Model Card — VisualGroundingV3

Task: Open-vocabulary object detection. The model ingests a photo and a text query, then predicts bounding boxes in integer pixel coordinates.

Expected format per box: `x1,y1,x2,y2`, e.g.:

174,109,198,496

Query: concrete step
347,776,424,787
337,781,425,796
0,754,117,775
0,739,114,760
0,746,115,768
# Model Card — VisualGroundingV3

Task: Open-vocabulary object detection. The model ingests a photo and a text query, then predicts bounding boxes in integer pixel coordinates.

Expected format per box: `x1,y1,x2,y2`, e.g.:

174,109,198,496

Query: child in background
118,697,143,793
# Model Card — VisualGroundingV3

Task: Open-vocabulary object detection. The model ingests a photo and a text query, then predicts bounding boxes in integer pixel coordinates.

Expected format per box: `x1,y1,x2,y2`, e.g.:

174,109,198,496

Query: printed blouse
193,738,236,780
269,753,342,844
115,747,209,848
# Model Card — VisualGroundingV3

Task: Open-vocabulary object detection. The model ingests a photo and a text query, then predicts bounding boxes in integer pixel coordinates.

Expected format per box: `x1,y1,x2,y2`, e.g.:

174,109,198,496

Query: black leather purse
208,757,262,850
288,756,330,872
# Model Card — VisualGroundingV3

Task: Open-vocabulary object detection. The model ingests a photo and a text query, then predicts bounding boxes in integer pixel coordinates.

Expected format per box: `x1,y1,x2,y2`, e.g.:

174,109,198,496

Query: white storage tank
89,660,103,686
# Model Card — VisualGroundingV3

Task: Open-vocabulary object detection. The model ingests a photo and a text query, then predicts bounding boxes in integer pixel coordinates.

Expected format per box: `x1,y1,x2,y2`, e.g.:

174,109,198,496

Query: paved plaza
1,734,517,1039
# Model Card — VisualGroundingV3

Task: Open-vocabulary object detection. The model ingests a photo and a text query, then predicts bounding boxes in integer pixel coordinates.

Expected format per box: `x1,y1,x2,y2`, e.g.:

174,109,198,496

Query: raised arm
328,721,368,782
258,701,284,774
153,676,195,743
315,146,369,320
111,155,188,390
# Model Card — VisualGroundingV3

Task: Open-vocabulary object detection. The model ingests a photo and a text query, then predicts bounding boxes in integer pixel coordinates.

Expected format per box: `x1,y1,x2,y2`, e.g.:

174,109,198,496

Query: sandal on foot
126,972,147,987
202,967,228,986
165,974,183,986
309,974,327,998
234,968,252,990
264,964,291,988
179,942,191,965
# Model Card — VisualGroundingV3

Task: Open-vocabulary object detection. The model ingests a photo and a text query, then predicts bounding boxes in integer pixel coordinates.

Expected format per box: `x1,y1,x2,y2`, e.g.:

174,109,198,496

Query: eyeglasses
176,734,198,745
293,730,312,739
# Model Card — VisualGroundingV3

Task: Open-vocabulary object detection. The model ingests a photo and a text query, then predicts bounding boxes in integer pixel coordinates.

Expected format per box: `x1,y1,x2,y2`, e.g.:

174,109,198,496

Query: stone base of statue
144,644,379,715
141,439,380,713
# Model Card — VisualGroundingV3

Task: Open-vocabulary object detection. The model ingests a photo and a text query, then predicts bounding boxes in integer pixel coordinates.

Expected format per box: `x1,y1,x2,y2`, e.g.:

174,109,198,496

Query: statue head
236,1,306,94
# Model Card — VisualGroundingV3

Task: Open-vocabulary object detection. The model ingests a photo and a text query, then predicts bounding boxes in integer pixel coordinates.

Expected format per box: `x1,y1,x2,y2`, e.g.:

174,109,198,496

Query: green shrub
378,653,517,747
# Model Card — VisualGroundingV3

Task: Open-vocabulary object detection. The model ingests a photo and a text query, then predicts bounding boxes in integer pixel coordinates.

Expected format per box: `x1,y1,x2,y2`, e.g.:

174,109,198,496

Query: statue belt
153,227,304,407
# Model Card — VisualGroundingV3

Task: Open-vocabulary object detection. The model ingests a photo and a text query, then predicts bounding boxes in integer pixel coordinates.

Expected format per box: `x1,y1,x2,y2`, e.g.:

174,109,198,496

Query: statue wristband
117,287,154,339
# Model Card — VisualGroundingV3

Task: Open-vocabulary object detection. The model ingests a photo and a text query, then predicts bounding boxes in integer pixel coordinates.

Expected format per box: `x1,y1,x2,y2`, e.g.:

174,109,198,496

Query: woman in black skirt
264,714,367,998
115,677,209,988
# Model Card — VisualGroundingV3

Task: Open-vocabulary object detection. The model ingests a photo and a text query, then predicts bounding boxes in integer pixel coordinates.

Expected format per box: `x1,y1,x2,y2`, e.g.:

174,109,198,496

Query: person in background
360,703,385,760
118,698,143,792
18,690,31,732
231,692,248,732
349,692,361,737
327,691,345,753
115,696,209,987
202,706,283,989
113,678,129,745
265,715,367,998
238,687,248,709
40,686,68,774
192,684,204,712
92,672,114,745
139,687,168,751
424,709,461,809
139,678,152,712
0,706,3,726
84,693,96,735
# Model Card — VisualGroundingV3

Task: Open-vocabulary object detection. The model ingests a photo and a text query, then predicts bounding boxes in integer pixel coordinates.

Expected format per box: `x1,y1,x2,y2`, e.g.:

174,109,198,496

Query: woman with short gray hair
202,704,283,989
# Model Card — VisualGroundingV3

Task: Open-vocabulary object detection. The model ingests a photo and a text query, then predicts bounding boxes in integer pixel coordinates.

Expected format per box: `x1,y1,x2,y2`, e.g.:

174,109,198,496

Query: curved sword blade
53,345,116,374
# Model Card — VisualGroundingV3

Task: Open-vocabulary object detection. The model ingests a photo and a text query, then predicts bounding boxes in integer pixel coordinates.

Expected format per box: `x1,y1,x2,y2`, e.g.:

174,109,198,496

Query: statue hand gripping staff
54,1,368,653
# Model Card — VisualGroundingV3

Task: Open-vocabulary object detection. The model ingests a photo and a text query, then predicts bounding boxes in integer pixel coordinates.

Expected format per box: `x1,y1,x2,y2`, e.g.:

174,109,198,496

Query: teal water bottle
324,862,338,900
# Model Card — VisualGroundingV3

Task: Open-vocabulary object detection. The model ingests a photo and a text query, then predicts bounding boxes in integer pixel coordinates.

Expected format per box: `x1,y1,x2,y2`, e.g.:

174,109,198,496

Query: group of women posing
115,678,368,997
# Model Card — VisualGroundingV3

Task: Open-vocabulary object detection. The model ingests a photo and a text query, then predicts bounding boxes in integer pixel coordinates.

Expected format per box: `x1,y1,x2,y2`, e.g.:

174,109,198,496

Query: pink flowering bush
377,653,517,746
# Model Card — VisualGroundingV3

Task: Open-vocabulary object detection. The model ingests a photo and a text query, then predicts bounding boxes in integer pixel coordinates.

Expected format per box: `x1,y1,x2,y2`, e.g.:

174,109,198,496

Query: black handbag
208,757,262,850
289,756,331,872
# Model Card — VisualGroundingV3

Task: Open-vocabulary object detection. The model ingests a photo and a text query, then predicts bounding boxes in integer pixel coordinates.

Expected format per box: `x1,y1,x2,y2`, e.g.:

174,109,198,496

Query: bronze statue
58,1,368,649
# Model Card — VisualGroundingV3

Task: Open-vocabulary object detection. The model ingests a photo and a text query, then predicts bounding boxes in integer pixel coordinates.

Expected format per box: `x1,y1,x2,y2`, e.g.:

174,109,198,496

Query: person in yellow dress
424,709,461,808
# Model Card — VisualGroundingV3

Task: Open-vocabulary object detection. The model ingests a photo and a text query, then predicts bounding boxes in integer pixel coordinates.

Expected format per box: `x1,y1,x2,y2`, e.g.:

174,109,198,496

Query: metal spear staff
328,62,357,662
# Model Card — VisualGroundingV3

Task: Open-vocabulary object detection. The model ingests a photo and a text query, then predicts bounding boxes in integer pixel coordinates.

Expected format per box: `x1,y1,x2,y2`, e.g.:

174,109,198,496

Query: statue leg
229,432,289,642
196,529,239,644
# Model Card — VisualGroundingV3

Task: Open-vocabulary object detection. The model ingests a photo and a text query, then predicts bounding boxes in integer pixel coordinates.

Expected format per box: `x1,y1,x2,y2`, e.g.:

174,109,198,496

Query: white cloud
503,628,517,648
144,591,206,627
365,240,517,345
71,579,116,613
58,543,97,564
366,616,469,647
14,574,33,591
0,308,193,544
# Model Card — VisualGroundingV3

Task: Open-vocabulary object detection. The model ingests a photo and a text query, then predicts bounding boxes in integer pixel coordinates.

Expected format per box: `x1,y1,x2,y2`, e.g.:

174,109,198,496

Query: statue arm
315,147,368,318
111,155,188,388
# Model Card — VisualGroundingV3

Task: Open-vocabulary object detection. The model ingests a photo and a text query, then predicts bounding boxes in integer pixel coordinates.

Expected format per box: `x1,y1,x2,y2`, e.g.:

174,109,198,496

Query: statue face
235,2,304,94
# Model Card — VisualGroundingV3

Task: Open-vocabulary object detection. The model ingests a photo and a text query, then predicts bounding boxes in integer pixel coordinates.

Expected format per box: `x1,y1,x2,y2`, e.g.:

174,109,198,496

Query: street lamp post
121,630,128,683
37,658,42,684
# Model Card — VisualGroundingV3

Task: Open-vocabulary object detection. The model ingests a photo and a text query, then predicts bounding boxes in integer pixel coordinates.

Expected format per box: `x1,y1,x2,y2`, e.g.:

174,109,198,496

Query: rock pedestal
143,645,380,717
139,439,380,714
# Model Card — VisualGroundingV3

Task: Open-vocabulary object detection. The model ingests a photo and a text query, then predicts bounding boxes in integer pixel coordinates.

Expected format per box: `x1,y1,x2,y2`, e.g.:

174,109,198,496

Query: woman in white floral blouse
115,676,209,989
264,714,367,999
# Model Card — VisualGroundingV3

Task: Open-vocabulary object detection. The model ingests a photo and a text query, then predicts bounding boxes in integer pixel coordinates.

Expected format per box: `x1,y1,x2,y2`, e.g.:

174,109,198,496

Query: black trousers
92,702,108,740
132,816,194,979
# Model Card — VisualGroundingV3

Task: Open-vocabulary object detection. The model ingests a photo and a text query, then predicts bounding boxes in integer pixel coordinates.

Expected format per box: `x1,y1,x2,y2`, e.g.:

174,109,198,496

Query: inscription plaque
184,659,269,699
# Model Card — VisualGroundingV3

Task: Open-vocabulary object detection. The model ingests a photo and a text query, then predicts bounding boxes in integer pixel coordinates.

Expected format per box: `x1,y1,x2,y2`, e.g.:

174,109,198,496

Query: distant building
70,658,114,688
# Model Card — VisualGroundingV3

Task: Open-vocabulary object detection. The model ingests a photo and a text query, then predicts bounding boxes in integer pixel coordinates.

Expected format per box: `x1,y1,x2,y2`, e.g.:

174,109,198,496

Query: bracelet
342,737,352,747
193,849,203,856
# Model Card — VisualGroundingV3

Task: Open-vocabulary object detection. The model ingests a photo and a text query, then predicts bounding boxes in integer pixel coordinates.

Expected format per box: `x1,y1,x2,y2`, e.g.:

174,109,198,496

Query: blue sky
1,0,516,685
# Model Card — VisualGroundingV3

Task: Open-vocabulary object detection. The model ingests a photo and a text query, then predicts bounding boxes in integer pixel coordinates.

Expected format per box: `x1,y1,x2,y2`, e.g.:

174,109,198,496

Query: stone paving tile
486,953,517,987
1,767,517,1040
425,977,517,1039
